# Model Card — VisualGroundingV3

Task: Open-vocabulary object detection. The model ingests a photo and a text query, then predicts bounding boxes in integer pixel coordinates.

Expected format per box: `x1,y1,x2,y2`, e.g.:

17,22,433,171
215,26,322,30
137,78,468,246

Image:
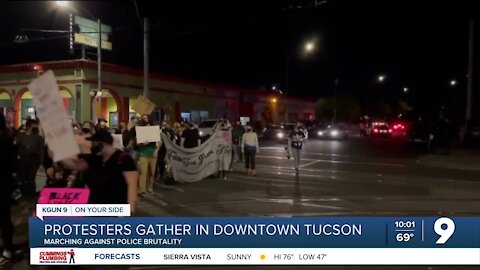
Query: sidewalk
416,148,480,171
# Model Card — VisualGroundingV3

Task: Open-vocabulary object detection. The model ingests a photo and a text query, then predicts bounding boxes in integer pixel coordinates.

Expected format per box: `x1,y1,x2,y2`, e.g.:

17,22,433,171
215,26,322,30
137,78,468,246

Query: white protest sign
28,70,80,161
135,125,161,143
162,131,232,183
112,134,124,150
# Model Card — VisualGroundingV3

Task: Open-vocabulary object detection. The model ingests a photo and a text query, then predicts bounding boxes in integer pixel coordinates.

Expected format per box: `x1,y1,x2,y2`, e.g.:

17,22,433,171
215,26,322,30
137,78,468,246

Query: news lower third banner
30,214,480,265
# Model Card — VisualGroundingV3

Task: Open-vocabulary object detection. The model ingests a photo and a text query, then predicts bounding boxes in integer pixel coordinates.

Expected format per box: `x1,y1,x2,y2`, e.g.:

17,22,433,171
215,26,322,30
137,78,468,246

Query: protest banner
28,70,80,161
161,131,232,183
38,188,90,204
131,95,156,116
136,125,161,143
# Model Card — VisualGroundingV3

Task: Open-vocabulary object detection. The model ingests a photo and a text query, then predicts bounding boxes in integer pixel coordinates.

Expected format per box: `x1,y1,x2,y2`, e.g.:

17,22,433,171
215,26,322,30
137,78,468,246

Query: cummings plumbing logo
39,249,76,264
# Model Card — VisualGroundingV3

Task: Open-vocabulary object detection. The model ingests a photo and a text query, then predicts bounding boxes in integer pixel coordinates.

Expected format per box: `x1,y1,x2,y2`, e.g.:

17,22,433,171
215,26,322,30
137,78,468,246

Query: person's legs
244,150,251,174
0,194,14,265
251,151,257,176
147,157,157,193
138,156,148,195
17,158,27,193
292,148,300,170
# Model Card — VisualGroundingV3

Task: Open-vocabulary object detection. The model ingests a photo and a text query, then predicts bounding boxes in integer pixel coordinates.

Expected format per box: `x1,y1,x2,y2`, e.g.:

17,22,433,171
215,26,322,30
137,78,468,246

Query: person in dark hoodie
15,119,44,196
0,114,18,266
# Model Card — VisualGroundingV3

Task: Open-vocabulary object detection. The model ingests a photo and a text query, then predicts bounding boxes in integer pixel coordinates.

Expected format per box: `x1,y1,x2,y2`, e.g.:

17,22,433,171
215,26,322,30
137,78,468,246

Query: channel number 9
434,217,455,244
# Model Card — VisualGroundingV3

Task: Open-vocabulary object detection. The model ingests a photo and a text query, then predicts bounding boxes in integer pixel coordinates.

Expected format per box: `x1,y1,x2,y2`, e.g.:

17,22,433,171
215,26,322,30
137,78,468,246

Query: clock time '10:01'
395,221,416,228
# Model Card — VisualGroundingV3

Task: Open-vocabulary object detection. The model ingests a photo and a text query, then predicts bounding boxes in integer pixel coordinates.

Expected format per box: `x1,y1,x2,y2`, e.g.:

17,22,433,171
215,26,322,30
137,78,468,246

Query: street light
378,75,386,82
55,1,69,7
450,80,457,86
403,87,408,93
272,98,277,103
272,86,276,90
304,41,315,53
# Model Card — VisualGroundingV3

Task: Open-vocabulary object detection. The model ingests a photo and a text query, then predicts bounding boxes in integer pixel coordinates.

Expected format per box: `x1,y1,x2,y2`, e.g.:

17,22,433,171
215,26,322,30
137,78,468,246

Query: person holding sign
135,115,159,197
61,130,139,214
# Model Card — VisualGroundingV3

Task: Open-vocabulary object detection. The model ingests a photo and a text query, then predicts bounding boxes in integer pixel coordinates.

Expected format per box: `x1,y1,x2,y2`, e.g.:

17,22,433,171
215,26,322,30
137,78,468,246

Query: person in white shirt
241,125,259,176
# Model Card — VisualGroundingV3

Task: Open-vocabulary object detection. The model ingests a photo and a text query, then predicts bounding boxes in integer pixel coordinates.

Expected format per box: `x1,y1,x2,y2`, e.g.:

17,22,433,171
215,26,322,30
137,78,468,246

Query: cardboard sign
28,70,80,161
38,188,90,204
135,125,161,143
132,95,156,116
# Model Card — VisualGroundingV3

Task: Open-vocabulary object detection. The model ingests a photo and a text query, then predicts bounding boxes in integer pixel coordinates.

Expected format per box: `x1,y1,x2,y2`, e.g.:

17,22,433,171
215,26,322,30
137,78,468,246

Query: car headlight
318,131,324,136
330,130,339,136
199,131,204,136
276,133,284,139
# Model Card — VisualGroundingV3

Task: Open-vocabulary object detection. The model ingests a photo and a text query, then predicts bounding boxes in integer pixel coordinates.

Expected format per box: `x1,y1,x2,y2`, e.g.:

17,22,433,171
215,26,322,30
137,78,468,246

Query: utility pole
284,56,289,123
333,78,338,124
97,19,102,122
466,20,474,125
144,17,150,98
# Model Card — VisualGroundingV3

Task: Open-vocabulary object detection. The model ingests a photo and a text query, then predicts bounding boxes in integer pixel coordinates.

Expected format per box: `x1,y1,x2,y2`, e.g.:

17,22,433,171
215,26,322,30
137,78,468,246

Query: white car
198,119,219,137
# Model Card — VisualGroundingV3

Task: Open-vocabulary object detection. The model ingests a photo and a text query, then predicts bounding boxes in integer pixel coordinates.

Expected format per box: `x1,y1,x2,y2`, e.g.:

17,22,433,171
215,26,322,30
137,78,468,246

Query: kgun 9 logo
434,217,455,244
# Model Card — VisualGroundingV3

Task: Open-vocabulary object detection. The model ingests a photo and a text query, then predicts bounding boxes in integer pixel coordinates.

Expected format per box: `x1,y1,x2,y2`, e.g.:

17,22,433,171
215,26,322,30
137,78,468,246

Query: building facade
0,60,315,128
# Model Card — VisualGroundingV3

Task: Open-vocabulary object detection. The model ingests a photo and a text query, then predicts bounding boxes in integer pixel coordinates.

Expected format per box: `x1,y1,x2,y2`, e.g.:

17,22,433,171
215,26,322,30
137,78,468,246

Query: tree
316,95,361,123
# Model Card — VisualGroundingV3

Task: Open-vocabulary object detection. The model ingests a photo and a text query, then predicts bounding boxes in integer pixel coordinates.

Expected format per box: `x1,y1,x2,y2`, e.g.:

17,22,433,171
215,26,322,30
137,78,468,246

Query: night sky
0,0,477,116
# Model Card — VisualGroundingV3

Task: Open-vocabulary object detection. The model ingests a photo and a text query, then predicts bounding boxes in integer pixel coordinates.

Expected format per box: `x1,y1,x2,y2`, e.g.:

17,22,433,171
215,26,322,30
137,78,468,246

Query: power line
0,35,70,47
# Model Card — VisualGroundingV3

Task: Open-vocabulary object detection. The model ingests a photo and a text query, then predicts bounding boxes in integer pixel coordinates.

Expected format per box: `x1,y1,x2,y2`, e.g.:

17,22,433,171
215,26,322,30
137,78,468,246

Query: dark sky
0,0,476,111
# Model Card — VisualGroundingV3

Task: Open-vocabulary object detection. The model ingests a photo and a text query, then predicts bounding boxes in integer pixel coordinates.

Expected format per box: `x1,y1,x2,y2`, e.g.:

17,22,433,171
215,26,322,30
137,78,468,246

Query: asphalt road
7,136,480,270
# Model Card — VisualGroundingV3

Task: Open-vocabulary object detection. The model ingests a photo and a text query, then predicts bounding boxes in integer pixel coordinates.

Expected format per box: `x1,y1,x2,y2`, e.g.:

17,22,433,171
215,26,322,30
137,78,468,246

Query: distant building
0,60,315,128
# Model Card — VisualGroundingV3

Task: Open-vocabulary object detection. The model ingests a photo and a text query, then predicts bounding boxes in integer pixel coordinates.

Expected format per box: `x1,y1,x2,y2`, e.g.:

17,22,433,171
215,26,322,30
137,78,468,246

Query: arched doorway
0,89,13,126
13,87,74,127
0,89,12,112
92,90,121,128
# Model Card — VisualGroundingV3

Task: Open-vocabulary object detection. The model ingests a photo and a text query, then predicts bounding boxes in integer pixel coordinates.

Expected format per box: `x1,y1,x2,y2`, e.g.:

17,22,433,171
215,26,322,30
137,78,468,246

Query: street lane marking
300,160,321,168
256,155,405,167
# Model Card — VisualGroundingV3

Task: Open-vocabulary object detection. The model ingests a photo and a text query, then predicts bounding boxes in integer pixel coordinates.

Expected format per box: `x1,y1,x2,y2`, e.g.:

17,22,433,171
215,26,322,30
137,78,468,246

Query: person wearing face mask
14,119,44,196
95,118,109,132
241,125,259,176
136,115,159,196
62,129,139,212
287,121,307,172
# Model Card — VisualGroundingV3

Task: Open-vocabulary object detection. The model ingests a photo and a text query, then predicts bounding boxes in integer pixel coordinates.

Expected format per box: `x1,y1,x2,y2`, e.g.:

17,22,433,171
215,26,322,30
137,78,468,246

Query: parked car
198,119,218,137
261,124,286,140
370,124,392,138
309,124,349,140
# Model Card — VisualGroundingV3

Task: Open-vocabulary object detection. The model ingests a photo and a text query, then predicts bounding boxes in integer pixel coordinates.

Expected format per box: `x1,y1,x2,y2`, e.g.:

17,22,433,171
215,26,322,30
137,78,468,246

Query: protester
287,121,307,172
14,119,44,196
62,129,139,212
115,121,130,147
136,115,159,196
232,121,245,163
172,122,182,146
217,121,232,180
241,125,259,176
156,121,174,182
95,118,109,131
181,122,201,148
0,114,17,266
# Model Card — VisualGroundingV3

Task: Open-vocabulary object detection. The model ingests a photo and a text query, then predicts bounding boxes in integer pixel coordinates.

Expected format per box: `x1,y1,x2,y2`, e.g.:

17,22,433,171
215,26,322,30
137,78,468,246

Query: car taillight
388,129,392,133
393,125,398,129
373,129,378,133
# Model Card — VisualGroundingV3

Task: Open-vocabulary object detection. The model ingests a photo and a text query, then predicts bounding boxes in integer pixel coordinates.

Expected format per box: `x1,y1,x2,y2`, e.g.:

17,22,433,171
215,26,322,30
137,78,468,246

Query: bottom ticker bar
31,248,480,265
